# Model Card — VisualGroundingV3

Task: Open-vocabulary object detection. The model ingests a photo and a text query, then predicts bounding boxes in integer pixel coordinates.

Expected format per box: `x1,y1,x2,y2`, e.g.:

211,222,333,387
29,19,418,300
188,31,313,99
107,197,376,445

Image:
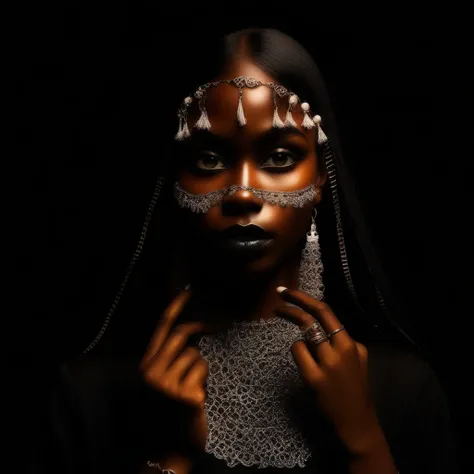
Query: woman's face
174,61,326,279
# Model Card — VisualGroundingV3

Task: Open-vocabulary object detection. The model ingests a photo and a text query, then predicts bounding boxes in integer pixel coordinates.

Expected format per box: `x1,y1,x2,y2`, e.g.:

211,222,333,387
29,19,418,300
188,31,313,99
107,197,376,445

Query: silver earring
297,206,325,301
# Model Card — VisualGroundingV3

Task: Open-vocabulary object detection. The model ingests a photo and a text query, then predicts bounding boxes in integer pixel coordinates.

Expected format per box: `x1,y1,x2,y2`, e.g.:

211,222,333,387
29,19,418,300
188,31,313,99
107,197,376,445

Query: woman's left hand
274,287,382,455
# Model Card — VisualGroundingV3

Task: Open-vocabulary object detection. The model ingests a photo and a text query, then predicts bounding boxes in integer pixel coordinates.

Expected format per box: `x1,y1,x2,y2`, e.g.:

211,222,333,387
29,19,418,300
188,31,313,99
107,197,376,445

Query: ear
314,171,327,205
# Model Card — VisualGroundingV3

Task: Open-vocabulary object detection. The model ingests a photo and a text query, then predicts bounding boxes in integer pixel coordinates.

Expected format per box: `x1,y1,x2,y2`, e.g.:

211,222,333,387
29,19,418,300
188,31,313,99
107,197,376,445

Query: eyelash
193,149,304,172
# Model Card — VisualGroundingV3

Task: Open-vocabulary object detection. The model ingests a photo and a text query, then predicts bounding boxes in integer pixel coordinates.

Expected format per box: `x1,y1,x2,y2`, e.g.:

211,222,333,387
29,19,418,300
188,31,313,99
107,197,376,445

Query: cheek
263,205,311,246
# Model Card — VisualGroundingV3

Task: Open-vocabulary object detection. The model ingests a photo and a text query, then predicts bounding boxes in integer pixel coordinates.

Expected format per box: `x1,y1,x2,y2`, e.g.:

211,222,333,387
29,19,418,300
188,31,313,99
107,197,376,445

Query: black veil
80,28,421,358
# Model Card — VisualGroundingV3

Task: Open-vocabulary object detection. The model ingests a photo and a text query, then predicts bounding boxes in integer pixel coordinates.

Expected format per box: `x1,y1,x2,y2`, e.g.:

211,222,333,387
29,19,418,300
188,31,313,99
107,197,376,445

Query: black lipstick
217,224,275,254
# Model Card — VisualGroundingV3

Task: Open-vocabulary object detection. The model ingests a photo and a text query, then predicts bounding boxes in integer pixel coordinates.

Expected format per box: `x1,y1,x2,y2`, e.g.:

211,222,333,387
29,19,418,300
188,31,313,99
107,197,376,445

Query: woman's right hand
139,287,211,457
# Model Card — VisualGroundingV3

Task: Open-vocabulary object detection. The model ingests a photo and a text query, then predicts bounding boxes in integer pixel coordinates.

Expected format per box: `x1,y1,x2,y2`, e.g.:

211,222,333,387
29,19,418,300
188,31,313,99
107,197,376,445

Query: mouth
216,224,275,255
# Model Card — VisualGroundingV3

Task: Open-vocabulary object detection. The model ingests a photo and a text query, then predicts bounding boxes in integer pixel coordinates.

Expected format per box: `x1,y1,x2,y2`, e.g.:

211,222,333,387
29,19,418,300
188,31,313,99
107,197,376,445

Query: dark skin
139,59,398,474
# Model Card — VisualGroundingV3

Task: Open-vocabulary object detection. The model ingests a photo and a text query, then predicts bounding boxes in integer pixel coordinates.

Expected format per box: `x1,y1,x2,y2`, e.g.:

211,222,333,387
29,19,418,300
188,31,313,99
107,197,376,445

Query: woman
35,28,458,474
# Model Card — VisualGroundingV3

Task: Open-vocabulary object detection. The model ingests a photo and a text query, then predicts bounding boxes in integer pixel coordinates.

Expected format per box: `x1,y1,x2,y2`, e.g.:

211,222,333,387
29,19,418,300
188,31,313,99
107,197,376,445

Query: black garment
32,344,458,474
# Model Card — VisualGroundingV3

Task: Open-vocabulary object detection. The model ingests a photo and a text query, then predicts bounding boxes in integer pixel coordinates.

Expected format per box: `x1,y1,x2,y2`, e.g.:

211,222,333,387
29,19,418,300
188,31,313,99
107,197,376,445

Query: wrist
338,419,388,458
146,452,196,474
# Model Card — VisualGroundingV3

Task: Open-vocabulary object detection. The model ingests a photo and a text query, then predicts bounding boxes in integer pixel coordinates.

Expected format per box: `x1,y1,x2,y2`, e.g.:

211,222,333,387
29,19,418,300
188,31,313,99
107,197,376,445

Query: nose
221,160,264,216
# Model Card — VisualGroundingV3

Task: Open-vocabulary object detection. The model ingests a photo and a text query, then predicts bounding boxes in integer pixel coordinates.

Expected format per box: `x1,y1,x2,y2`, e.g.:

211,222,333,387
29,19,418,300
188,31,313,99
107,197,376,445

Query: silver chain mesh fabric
198,316,313,469
174,182,317,214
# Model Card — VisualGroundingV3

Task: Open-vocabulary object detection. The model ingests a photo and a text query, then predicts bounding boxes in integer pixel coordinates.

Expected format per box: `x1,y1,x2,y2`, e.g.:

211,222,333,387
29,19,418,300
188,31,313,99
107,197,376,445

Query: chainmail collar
198,316,314,469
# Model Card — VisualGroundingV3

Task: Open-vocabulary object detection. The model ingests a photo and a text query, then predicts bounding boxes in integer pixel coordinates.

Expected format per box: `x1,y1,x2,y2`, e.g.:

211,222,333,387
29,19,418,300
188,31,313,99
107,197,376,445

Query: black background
15,5,472,471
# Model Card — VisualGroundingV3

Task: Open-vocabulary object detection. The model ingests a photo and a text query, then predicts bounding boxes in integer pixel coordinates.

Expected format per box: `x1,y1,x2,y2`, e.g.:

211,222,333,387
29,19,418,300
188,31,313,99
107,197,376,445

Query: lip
219,224,274,240
219,237,274,253
217,224,275,255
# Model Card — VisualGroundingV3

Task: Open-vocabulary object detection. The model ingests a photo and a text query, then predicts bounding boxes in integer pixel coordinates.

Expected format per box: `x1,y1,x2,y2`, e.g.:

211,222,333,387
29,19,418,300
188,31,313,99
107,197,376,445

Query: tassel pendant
175,96,193,141
318,126,328,145
313,115,328,145
181,120,191,138
194,89,211,131
195,106,211,130
272,90,285,128
194,91,211,130
175,115,184,141
301,102,315,130
237,88,247,126
284,94,298,127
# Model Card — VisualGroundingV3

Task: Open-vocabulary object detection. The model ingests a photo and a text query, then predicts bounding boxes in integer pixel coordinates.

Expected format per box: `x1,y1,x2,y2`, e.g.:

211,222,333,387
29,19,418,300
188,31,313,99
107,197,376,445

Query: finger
166,346,202,382
276,287,351,347
141,288,193,366
274,304,333,359
181,359,209,402
148,321,209,372
355,342,369,382
291,340,325,387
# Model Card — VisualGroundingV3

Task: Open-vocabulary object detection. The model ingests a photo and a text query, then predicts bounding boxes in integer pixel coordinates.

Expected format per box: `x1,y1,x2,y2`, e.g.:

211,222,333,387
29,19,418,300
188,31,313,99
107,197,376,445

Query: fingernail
276,286,288,294
185,283,192,290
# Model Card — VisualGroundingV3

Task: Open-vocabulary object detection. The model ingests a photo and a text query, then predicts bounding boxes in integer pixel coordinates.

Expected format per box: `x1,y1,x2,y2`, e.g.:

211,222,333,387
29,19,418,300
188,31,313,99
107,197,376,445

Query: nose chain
173,182,318,214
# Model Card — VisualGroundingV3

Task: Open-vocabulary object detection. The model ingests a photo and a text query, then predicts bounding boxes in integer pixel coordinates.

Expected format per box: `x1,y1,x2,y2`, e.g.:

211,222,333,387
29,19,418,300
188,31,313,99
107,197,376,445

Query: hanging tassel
181,120,191,138
284,94,298,127
273,108,285,128
301,102,315,130
194,106,211,130
313,115,328,144
175,114,184,141
194,92,211,130
237,88,247,126
175,96,193,141
272,90,285,128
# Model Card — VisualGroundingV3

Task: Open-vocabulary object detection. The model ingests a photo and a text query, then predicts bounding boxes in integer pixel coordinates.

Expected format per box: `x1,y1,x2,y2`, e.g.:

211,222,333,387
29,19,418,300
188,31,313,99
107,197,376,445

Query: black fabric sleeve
395,360,459,474
27,363,89,474
28,358,147,474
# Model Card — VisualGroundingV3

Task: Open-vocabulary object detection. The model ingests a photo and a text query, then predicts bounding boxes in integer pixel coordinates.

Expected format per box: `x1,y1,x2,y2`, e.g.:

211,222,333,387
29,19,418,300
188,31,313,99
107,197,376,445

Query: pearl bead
301,102,310,112
289,94,299,105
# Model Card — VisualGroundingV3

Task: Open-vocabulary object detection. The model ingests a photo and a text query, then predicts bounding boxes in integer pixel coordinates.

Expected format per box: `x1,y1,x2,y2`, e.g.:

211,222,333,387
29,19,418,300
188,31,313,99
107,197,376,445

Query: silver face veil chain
173,182,319,214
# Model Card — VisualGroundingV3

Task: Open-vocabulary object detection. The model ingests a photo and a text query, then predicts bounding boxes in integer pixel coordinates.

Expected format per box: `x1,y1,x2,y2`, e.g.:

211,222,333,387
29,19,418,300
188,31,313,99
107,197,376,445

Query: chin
210,251,281,281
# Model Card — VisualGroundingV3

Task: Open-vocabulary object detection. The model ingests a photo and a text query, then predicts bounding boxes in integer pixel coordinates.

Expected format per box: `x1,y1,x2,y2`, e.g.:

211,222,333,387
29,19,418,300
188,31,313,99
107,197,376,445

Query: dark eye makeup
187,145,306,173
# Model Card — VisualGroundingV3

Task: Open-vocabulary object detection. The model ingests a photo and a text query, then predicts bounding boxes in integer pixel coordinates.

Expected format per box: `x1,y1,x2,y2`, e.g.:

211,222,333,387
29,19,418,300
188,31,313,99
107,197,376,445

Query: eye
261,149,299,169
195,153,226,170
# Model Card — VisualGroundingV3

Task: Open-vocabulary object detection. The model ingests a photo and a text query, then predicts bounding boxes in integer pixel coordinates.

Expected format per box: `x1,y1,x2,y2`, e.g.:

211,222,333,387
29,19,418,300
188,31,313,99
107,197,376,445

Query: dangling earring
297,206,325,301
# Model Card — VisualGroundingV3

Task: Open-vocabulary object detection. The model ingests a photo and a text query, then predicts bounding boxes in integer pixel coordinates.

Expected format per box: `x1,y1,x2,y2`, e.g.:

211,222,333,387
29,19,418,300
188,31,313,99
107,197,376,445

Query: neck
190,252,300,329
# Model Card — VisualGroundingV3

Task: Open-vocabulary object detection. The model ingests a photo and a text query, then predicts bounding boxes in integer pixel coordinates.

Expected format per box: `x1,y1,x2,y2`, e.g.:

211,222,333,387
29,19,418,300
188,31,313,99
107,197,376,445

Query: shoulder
366,342,454,419
65,354,141,391
366,343,431,396
62,354,146,420
365,344,435,437
55,355,148,472
366,344,458,473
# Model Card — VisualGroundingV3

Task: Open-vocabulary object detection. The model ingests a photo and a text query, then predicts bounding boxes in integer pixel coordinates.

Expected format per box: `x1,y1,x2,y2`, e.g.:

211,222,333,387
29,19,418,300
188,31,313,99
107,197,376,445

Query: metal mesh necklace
198,316,313,469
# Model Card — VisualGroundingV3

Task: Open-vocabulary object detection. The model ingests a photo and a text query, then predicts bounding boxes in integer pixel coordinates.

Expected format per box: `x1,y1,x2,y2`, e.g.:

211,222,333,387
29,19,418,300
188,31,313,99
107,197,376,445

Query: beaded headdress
174,76,328,145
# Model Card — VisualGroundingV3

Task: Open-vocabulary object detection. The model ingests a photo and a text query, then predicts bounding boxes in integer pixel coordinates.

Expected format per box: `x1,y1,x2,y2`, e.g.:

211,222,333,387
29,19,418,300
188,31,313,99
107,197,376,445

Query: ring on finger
327,325,346,338
301,321,329,345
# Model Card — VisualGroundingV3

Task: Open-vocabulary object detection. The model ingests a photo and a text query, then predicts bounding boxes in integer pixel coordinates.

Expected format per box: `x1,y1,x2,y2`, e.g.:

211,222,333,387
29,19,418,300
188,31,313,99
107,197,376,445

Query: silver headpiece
174,76,328,145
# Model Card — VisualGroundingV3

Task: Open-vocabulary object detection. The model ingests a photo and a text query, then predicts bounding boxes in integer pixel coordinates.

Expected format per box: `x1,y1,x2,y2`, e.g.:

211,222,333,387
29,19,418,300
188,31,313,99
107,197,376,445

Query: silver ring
327,325,346,338
302,322,329,345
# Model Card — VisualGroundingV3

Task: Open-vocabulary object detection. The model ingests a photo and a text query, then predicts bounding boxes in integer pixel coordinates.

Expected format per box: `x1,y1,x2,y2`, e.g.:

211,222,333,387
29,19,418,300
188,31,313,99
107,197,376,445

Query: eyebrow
187,126,309,147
